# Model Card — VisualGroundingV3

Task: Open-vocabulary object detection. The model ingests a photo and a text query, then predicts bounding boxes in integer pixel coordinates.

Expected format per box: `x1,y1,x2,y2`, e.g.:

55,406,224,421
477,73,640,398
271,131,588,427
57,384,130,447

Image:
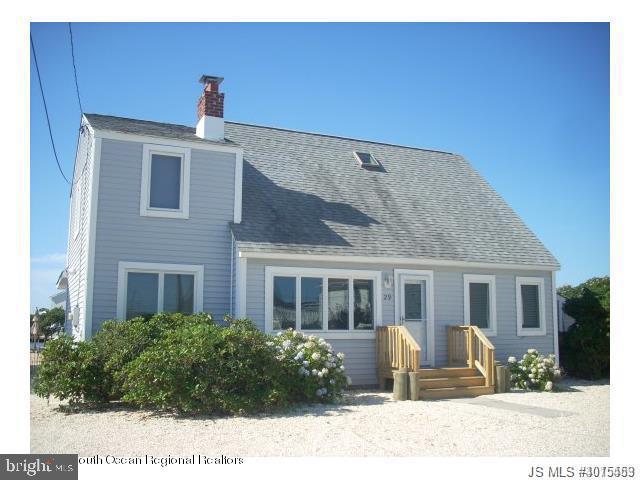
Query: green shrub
269,329,349,402
92,312,213,398
121,318,287,414
34,335,109,403
36,313,350,414
558,276,610,379
507,349,561,391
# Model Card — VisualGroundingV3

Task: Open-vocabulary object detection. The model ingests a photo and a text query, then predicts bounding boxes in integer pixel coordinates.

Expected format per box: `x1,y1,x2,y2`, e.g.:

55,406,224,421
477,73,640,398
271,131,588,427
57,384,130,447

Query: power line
30,34,71,185
68,23,83,114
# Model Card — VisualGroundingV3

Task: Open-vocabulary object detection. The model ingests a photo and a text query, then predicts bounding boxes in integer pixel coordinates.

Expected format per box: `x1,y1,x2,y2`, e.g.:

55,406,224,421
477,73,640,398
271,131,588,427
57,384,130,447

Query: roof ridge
226,120,458,156
84,112,458,156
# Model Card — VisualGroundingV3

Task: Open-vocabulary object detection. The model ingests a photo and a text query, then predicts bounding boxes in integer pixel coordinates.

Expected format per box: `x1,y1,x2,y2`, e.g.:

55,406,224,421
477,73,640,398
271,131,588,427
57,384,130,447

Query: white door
400,275,429,365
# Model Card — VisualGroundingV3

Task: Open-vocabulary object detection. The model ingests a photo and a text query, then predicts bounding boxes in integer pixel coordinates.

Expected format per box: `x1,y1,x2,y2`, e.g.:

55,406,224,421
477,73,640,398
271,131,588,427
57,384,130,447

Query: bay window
266,267,381,337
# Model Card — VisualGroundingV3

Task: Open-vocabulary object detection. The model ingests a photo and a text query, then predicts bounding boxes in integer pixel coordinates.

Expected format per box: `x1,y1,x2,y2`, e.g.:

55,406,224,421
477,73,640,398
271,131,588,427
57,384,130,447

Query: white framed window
140,144,191,219
516,276,546,336
265,266,382,339
463,274,497,336
117,262,204,320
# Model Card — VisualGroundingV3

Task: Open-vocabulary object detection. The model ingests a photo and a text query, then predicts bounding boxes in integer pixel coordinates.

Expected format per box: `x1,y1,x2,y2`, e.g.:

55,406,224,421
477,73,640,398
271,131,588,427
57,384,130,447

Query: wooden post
393,368,409,401
467,328,475,368
408,372,419,401
495,364,509,393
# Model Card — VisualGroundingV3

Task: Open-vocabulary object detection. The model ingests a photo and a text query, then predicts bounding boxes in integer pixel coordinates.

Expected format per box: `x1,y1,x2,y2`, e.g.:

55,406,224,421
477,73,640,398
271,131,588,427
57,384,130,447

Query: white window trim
116,261,204,320
265,266,382,339
140,144,191,219
516,276,547,336
463,274,498,337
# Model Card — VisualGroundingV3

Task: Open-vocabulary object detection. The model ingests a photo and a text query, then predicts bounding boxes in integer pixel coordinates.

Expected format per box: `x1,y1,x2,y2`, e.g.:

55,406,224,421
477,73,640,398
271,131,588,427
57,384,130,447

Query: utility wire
30,34,71,185
68,23,83,114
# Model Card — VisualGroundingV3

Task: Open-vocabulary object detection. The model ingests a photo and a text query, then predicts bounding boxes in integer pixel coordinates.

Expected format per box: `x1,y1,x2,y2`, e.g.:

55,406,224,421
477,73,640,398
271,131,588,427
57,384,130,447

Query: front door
400,275,429,365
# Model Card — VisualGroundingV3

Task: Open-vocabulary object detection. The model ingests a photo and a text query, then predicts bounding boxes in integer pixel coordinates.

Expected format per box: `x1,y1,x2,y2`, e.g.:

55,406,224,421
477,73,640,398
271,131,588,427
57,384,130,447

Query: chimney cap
199,75,224,85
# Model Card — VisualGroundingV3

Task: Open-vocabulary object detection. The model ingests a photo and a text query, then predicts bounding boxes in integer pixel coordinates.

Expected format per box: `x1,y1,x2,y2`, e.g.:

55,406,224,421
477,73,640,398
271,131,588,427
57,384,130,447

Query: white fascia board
234,150,243,223
552,271,560,363
237,251,559,272
91,128,243,156
84,136,102,340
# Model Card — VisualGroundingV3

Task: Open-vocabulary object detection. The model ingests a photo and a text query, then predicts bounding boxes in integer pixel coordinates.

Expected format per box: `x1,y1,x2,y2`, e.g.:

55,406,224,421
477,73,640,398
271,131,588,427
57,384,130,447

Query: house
64,75,560,397
49,290,66,310
50,268,68,311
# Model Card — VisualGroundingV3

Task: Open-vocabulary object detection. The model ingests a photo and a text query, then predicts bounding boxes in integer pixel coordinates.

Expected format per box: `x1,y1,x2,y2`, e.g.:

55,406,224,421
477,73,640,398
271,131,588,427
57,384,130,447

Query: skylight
353,151,380,168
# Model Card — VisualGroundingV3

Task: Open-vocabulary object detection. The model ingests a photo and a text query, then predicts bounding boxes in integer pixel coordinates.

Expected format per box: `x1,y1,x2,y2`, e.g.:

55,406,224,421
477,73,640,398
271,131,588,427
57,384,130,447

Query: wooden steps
415,367,494,400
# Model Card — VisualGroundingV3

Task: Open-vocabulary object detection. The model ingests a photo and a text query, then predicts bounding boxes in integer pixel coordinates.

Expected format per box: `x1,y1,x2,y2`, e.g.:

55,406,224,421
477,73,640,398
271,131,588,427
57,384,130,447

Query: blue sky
30,22,609,310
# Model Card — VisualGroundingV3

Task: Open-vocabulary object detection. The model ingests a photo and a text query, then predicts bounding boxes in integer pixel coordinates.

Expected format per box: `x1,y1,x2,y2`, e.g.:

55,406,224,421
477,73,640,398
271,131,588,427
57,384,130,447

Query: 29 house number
383,293,393,302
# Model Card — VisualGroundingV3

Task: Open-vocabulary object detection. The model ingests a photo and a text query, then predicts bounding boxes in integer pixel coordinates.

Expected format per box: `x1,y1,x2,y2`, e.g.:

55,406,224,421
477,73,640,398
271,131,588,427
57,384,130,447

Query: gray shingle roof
84,113,236,147
85,113,559,268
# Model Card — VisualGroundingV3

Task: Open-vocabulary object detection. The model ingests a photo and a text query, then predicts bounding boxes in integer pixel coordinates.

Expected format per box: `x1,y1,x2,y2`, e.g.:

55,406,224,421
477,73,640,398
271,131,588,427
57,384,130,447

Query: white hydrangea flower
282,340,292,349
308,335,317,340
339,365,345,371
329,379,336,385
337,352,345,360
507,356,516,363
311,352,321,361
276,331,283,336
302,360,309,367
346,376,352,386
317,370,324,378
527,348,538,354
266,341,274,346
304,342,314,349
545,381,553,391
528,374,535,379
321,368,329,375
311,369,318,376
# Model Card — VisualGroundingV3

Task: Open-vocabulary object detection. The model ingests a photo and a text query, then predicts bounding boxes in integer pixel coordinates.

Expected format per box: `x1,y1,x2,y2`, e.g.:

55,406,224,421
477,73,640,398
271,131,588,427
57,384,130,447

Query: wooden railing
376,326,421,378
447,325,496,387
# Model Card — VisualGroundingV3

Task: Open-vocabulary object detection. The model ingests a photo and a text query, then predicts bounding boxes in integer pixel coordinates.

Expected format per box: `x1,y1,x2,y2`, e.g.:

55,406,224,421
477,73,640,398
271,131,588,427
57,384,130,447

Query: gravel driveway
31,378,609,457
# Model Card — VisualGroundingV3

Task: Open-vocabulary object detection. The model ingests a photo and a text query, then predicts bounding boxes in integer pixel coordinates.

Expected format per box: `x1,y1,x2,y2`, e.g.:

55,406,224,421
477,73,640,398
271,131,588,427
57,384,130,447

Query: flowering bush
269,329,350,402
507,349,561,391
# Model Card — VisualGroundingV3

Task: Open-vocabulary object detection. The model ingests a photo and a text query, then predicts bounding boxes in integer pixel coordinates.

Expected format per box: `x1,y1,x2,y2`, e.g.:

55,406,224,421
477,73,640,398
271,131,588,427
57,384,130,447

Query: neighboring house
556,294,577,333
49,290,66,310
64,75,560,392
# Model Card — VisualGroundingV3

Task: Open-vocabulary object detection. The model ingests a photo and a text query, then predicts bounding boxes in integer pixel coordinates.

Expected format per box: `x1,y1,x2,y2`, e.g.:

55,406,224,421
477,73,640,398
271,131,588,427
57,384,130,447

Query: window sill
269,330,376,340
517,328,547,337
140,208,189,219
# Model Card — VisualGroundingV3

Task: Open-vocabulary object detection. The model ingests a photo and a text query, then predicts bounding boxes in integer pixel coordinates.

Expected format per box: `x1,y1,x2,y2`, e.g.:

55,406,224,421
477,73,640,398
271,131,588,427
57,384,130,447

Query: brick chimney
196,75,225,141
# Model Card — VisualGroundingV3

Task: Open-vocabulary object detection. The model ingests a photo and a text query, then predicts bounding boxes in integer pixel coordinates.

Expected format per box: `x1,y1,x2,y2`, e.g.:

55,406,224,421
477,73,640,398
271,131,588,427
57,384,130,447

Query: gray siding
244,258,555,385
91,138,236,332
65,127,95,340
